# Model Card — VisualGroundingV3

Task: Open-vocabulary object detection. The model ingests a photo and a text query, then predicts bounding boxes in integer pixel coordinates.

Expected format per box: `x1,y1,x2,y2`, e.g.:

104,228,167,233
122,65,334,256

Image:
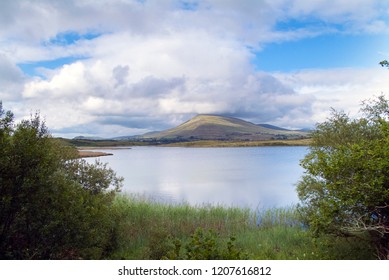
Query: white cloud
17,31,315,136
274,68,389,124
3,0,387,60
270,0,388,26
0,54,25,101
1,0,389,137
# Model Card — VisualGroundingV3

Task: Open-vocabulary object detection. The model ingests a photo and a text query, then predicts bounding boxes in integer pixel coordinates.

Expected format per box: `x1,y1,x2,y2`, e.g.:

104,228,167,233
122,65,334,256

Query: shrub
163,227,249,260
297,95,389,259
0,103,122,259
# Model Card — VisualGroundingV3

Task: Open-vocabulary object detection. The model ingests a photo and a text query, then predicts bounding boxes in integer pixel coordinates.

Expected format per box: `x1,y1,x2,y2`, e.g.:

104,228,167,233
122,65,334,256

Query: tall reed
107,194,376,260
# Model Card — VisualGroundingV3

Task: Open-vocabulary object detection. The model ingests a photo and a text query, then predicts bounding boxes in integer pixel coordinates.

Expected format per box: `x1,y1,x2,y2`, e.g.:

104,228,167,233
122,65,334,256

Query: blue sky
1,0,389,138
18,32,388,77
18,57,85,77
47,31,102,46
17,31,101,77
255,33,388,71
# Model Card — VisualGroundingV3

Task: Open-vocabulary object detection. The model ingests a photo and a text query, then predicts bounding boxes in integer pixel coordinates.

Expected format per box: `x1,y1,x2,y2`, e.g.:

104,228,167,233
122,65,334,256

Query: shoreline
160,138,311,147
77,146,132,158
73,139,311,150
77,150,114,158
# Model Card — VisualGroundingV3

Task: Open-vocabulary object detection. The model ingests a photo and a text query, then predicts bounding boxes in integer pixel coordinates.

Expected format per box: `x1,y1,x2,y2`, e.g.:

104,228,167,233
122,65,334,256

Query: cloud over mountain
1,0,388,137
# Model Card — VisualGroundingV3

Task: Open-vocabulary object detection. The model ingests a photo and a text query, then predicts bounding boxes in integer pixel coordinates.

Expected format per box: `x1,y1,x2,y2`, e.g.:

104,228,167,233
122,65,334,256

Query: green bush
0,103,123,259
163,227,249,260
297,95,389,259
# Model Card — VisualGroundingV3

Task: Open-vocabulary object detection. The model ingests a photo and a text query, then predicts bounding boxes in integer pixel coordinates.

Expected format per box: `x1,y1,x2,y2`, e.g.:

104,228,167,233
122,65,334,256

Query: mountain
140,114,308,141
73,135,106,140
257,124,289,131
257,123,311,133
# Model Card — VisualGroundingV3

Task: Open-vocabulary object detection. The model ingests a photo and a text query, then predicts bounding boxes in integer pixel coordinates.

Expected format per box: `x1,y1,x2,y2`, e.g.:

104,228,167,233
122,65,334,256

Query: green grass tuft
105,194,376,260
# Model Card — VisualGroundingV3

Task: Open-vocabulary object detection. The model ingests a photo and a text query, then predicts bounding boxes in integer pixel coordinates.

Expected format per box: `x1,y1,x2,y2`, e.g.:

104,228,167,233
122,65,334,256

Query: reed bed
107,194,376,260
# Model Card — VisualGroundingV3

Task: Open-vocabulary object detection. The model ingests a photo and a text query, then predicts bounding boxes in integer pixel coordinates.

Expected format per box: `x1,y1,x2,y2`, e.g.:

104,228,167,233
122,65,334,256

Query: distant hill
73,136,106,141
140,114,308,141
257,124,289,131
257,123,310,133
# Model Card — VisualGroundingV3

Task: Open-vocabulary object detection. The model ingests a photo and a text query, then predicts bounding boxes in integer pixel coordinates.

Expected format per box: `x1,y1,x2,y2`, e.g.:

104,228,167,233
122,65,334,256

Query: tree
0,102,123,259
297,96,389,259
380,60,389,68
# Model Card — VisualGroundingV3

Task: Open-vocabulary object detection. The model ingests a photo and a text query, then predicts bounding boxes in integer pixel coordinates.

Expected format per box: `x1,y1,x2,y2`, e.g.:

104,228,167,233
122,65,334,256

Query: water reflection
86,146,307,209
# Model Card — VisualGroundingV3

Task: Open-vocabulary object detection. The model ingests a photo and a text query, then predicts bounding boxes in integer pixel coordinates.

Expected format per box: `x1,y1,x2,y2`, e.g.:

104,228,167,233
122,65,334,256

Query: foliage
0,101,379,260
0,102,123,259
64,159,123,195
107,194,253,259
107,195,375,259
163,227,249,260
380,60,389,68
297,95,389,259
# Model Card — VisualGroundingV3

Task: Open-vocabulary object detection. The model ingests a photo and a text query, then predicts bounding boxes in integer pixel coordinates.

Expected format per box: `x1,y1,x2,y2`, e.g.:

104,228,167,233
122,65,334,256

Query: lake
85,146,308,209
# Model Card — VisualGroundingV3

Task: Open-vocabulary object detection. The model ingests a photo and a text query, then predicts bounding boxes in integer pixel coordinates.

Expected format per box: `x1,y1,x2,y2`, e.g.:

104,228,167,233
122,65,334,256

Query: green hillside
142,114,308,141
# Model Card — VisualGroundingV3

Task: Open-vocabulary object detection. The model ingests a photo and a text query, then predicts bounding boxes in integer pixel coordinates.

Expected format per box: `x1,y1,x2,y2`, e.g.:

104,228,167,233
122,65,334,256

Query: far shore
160,138,311,147
77,147,132,150
77,146,132,158
74,138,311,152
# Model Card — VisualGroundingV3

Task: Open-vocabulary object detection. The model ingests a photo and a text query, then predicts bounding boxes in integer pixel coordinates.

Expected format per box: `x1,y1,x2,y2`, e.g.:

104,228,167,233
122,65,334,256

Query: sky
1,0,389,138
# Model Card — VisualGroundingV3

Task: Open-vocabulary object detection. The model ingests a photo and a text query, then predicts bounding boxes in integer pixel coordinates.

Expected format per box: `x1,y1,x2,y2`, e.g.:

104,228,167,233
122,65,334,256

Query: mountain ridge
73,114,310,141
137,114,308,141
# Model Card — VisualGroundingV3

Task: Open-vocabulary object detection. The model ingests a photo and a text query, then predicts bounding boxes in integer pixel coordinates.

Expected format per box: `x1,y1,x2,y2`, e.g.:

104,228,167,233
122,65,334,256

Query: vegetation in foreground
0,103,123,259
297,95,389,259
0,101,381,259
108,195,375,260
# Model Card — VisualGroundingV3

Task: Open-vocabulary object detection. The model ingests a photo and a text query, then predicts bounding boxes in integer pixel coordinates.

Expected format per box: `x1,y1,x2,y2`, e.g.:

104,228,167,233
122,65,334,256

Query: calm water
86,146,307,209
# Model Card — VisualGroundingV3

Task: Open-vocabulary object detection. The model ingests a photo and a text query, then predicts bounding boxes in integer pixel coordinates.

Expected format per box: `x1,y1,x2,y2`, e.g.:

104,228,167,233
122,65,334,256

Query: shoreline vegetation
108,194,375,260
75,138,310,157
77,150,114,158
70,137,376,259
160,138,311,147
66,138,311,148
1,102,380,259
77,147,132,158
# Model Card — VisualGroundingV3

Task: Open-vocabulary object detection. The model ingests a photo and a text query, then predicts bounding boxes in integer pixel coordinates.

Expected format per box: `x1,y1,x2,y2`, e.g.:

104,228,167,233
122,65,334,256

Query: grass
106,194,376,260
77,150,113,158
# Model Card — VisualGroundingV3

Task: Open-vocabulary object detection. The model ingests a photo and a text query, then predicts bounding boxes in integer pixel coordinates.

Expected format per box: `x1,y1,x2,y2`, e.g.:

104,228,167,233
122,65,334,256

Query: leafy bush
297,95,389,259
163,227,249,260
0,103,123,259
